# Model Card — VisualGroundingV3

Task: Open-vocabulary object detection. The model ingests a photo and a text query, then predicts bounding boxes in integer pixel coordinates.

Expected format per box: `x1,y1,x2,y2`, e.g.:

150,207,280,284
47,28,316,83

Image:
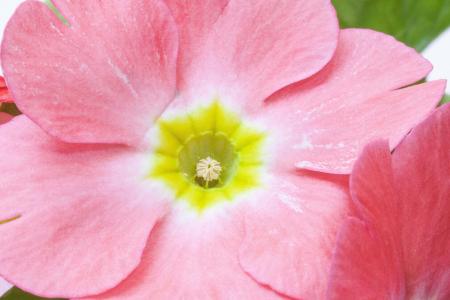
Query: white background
0,0,449,93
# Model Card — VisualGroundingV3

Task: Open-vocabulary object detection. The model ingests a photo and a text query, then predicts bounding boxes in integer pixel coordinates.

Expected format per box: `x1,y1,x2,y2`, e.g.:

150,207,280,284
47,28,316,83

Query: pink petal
178,0,338,110
295,80,445,173
1,0,178,145
327,141,405,299
164,0,228,84
83,208,283,299
239,172,350,299
391,104,450,298
0,112,13,125
328,104,450,299
257,29,440,174
0,117,169,298
327,218,405,300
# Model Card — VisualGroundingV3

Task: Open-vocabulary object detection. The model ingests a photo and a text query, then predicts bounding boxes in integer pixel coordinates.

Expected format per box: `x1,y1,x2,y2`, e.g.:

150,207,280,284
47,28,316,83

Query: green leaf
0,103,21,116
440,94,450,105
332,0,450,51
0,287,65,300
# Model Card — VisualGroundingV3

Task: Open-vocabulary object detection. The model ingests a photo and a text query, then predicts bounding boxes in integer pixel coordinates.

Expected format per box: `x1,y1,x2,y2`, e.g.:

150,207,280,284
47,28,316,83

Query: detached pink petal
1,0,178,145
258,29,441,174
391,104,450,299
329,217,405,300
239,172,349,299
0,117,169,298
327,141,405,299
328,104,450,299
178,0,339,110
82,208,282,300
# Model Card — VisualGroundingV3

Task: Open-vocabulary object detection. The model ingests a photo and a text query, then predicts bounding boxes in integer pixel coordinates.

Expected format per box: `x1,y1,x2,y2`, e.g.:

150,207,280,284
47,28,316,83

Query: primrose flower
327,104,450,300
0,0,446,299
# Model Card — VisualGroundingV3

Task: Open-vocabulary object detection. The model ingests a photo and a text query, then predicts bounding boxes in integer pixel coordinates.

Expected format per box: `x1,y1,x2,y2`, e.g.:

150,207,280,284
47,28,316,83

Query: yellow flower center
149,100,266,212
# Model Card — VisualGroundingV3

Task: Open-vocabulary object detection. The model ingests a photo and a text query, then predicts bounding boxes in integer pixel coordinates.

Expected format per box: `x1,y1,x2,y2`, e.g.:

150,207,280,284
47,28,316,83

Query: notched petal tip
2,0,178,146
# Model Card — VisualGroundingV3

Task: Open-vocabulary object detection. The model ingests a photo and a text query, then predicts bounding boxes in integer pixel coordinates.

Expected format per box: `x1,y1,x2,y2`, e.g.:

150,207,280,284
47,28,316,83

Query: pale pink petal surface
82,207,283,300
239,172,349,299
291,80,445,173
177,0,339,110
164,0,228,84
1,0,178,145
257,29,440,174
0,117,169,298
328,104,450,299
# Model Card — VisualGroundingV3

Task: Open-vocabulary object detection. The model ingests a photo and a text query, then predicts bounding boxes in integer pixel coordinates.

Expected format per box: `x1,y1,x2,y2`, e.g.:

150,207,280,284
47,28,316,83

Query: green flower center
149,101,266,212
179,133,237,188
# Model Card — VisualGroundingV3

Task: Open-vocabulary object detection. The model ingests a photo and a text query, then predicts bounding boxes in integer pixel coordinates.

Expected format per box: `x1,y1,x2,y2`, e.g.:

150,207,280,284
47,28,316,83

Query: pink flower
0,1,445,299
327,104,450,299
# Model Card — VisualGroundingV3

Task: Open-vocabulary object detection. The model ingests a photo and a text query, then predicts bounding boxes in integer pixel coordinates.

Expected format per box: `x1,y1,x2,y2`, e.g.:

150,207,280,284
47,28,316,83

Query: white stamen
196,156,222,183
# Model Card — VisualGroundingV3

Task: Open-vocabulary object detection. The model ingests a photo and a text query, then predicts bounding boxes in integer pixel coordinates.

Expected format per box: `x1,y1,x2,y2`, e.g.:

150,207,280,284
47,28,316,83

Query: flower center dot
178,133,238,189
196,157,222,187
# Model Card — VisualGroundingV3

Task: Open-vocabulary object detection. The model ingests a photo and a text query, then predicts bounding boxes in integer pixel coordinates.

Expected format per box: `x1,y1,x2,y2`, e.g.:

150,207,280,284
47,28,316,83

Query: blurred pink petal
328,104,450,299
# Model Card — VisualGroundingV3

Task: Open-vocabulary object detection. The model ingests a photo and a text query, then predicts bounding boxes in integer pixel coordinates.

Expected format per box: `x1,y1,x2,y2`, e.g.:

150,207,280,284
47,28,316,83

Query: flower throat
149,101,266,212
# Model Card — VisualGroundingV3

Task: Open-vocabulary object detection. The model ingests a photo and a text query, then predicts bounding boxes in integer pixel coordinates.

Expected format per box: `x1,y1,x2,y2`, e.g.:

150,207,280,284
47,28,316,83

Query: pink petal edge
2,0,178,145
239,172,350,299
257,29,441,174
177,0,339,113
0,117,170,298
328,104,450,299
80,206,283,299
